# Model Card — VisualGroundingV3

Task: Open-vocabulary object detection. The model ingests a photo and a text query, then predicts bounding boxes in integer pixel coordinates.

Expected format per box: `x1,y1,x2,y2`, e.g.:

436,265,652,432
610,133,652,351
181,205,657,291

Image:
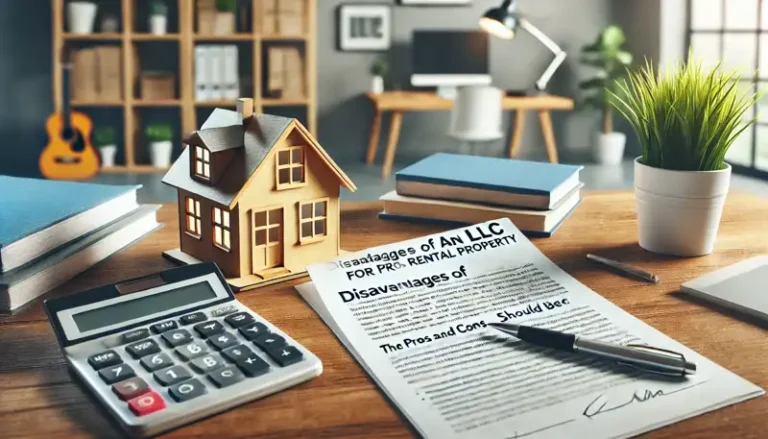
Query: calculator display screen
72,282,217,332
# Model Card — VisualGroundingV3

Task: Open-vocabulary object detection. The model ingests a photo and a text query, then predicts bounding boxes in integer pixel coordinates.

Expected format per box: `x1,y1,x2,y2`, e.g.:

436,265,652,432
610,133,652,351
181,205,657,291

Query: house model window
186,197,202,238
276,146,305,189
195,146,211,179
213,207,231,251
299,198,328,243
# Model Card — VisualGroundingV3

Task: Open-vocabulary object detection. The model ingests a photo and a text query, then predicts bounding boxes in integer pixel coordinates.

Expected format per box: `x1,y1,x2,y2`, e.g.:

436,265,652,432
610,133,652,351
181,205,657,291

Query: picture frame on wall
398,0,471,5
337,4,392,52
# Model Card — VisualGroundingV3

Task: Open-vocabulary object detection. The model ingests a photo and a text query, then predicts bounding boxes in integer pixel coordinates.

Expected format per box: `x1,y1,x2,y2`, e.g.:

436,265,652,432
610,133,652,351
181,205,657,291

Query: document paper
299,219,763,438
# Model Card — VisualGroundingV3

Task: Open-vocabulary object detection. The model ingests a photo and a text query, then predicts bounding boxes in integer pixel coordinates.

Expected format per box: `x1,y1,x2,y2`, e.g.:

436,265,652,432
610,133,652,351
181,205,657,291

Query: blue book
395,153,583,210
0,176,140,273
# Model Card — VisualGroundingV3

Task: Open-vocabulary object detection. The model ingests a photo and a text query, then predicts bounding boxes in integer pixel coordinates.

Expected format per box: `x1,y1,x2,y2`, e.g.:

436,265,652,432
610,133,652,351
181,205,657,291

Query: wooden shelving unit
52,0,317,174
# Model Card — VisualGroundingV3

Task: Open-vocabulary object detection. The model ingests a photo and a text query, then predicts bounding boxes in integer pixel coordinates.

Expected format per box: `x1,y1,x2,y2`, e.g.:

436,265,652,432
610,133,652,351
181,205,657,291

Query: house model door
251,207,284,273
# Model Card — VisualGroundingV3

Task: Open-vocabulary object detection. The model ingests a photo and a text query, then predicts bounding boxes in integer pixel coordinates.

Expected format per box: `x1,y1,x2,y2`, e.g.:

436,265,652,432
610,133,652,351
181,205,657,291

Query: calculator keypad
126,339,161,359
80,307,310,425
154,365,192,386
99,363,136,384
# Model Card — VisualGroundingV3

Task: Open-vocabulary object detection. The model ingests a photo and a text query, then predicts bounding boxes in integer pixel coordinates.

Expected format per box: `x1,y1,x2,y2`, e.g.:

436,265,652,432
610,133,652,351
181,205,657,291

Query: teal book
395,153,583,210
0,176,140,273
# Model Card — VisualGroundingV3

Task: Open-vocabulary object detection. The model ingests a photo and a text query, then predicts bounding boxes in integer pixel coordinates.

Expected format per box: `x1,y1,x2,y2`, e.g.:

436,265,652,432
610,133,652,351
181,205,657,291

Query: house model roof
162,108,355,208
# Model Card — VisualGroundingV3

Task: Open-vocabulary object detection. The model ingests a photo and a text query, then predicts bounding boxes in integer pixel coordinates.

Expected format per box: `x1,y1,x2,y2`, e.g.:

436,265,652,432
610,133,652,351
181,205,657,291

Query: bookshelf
52,0,317,174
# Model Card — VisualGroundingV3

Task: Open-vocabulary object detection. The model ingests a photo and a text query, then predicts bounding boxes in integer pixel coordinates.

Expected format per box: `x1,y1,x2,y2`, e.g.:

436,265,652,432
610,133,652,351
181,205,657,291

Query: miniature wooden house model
162,98,356,290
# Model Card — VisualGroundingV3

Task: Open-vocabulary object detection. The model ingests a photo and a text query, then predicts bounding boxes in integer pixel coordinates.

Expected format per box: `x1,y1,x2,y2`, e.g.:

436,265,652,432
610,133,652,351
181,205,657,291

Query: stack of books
0,177,160,312
379,153,583,237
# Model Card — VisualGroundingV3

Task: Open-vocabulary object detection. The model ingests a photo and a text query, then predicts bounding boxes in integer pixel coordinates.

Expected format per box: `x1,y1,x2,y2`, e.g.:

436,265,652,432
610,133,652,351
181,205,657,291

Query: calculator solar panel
44,263,322,438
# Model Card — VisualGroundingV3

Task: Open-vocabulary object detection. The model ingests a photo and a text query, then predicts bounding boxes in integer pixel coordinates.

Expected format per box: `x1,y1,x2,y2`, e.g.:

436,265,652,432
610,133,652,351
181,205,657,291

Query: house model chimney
236,98,253,125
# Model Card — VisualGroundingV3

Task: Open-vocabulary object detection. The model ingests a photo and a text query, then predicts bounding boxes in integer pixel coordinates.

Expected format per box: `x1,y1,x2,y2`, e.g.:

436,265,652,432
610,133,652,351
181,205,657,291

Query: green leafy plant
216,0,237,12
580,25,633,134
149,0,168,17
371,58,388,77
610,55,760,171
93,126,116,147
145,123,173,143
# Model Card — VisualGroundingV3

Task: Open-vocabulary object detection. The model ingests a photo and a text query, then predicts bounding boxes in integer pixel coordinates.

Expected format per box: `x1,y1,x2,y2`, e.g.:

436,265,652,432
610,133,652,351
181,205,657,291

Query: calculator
44,263,322,438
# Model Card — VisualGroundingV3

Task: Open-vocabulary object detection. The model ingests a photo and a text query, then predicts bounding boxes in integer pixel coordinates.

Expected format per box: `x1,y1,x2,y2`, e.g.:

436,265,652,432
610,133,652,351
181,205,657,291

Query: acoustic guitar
39,47,100,180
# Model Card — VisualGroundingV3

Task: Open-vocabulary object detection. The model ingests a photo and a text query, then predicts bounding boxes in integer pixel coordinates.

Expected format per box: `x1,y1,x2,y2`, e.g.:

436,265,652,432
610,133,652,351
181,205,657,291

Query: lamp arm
520,19,567,91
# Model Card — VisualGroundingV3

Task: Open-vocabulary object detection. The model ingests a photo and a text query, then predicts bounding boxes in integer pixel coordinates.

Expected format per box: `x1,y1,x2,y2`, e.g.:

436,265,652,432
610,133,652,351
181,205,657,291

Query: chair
448,85,504,155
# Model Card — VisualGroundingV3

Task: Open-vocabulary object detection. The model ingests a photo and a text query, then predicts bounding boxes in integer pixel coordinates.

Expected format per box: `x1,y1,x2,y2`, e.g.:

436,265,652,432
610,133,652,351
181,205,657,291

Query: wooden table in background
2,192,768,438
365,91,575,177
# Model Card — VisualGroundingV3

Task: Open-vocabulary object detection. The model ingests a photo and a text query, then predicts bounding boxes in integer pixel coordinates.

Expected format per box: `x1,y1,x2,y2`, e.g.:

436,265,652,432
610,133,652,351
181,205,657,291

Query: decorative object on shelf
611,55,759,256
580,25,632,165
100,13,119,33
370,57,387,94
140,71,176,100
149,0,168,35
479,0,566,93
267,47,305,99
94,126,117,167
67,1,97,34
214,0,237,35
41,46,100,180
337,4,392,51
145,122,174,168
197,0,216,34
398,0,470,4
71,46,123,101
161,98,357,292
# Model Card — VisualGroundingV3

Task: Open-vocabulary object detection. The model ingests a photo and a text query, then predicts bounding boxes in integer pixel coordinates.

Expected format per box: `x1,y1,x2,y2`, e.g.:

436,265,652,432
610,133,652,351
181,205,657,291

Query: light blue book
395,153,583,210
0,176,140,273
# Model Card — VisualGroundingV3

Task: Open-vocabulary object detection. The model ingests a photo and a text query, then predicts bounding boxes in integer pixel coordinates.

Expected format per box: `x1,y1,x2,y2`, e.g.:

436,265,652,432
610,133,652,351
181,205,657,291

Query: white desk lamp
479,0,566,93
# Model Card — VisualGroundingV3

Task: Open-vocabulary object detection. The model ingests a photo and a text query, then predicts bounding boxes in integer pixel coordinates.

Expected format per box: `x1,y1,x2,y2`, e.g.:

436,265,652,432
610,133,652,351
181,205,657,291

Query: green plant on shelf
216,0,237,13
610,51,761,171
371,58,389,77
149,0,168,17
579,25,632,134
93,126,116,147
145,123,173,143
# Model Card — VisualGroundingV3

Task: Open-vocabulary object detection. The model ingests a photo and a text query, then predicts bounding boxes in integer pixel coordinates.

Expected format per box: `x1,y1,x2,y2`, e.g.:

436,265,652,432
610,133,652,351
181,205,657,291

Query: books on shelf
380,153,584,237
267,47,305,99
71,47,123,102
0,177,160,312
195,44,240,102
260,0,304,35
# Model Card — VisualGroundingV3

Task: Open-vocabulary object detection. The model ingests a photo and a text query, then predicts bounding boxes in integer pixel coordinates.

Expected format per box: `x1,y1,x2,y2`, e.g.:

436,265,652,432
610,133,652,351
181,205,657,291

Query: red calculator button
128,391,166,416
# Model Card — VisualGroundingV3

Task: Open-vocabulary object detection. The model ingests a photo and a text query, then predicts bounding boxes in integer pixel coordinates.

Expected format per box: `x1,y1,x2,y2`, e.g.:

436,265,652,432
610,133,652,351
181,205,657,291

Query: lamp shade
479,0,519,40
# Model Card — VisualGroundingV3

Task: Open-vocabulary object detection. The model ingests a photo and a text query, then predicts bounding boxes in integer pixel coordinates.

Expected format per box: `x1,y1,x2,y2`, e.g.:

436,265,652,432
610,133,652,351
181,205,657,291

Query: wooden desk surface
366,91,575,111
2,192,768,438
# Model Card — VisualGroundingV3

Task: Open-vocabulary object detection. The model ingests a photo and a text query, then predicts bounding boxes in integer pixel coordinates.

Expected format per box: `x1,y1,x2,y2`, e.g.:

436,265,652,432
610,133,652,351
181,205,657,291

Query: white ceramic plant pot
594,132,626,165
149,15,168,35
213,12,236,35
68,2,98,34
371,76,384,94
99,145,117,167
150,141,173,168
634,157,731,257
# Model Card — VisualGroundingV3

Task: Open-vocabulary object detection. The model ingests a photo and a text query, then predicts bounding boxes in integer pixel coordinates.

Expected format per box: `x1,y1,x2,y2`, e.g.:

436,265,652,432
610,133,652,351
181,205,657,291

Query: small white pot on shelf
149,15,168,35
68,2,98,34
101,14,119,33
99,145,117,167
371,76,384,94
150,141,173,168
594,132,626,165
634,157,731,257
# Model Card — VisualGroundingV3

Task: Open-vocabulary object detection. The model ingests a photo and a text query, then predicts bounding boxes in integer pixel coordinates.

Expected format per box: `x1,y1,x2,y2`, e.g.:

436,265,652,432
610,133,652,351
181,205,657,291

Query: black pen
488,322,696,377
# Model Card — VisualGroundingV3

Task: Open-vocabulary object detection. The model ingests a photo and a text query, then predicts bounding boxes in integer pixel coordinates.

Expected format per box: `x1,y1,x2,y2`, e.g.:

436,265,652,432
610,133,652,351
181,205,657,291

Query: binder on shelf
194,45,210,101
97,47,122,101
282,47,305,99
72,48,98,102
222,45,240,100
267,47,285,98
208,45,224,100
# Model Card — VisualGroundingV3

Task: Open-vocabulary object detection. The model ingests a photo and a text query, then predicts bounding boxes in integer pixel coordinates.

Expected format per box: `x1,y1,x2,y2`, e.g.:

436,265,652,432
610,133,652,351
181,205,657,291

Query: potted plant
580,25,633,165
214,0,237,35
145,122,174,168
68,1,98,34
149,0,168,35
94,126,117,167
611,57,759,256
370,58,388,94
